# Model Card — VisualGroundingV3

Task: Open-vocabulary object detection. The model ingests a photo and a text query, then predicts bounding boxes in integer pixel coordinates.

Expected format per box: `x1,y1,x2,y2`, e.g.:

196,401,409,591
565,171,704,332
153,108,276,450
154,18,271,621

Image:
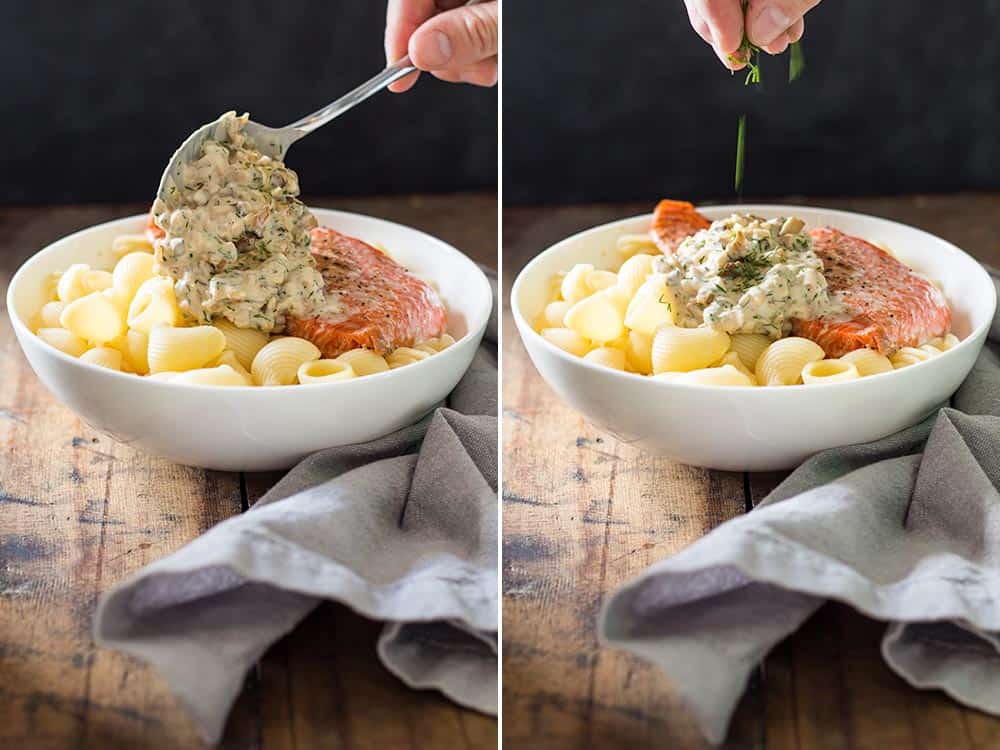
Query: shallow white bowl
512,205,997,471
9,209,492,471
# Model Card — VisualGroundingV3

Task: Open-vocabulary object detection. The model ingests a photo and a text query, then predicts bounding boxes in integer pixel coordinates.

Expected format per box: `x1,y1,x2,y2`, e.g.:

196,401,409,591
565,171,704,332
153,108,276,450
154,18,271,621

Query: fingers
385,0,438,92
747,0,819,48
430,57,499,87
685,0,747,70
409,2,499,74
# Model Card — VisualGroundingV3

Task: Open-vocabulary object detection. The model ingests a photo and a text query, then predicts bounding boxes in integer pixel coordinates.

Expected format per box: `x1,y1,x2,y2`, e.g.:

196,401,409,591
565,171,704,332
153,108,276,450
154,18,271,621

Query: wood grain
502,194,1000,749
0,196,497,749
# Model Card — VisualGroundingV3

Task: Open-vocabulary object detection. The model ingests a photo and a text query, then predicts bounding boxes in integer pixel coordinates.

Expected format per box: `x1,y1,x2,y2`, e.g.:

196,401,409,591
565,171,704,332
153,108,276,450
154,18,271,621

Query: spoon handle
285,0,487,135
286,56,418,134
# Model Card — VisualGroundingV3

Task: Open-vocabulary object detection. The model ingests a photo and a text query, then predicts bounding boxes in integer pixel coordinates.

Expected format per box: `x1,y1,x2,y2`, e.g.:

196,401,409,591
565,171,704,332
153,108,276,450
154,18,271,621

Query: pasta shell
540,327,591,357
60,291,126,345
335,348,390,376
297,360,357,383
251,337,321,385
564,288,627,343
801,359,860,384
625,275,676,335
80,347,122,371
651,326,730,374
755,337,825,386
212,319,269,369
840,348,893,376
36,328,88,357
147,325,226,374
583,347,626,370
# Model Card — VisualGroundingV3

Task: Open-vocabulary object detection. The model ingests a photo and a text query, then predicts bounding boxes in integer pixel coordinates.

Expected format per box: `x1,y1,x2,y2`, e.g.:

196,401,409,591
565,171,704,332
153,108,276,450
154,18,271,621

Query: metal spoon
156,0,484,203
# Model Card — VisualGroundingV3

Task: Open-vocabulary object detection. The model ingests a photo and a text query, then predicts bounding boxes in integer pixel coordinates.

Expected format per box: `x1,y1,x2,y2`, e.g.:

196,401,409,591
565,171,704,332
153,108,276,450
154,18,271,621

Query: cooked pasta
624,330,653,374
585,270,618,292
651,326,730,374
297,359,357,383
616,233,658,258
127,277,180,333
542,300,572,329
565,289,627,343
212,319,269,369
624,276,675,335
59,292,126,345
728,334,771,371
57,264,91,303
386,347,432,369
117,329,150,375
111,252,156,305
251,337,321,385
755,337,825,386
890,346,934,369
80,347,123,371
37,328,88,357
561,263,596,304
36,301,67,329
213,350,254,384
111,233,154,256
583,347,626,370
147,325,226,374
335,348,390,376
616,254,655,297
82,270,114,293
541,327,591,357
840,348,893,376
662,364,754,387
718,351,757,383
171,365,247,386
801,359,860,384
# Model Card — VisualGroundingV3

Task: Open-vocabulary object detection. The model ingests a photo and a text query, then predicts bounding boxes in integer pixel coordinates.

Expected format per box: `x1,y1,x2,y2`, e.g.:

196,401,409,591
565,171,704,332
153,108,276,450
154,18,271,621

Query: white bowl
9,209,492,471
512,205,997,471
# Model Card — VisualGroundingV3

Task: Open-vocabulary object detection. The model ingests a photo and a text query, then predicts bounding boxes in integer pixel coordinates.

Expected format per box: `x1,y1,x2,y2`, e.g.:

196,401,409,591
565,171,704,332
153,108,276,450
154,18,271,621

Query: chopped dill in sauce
653,214,845,337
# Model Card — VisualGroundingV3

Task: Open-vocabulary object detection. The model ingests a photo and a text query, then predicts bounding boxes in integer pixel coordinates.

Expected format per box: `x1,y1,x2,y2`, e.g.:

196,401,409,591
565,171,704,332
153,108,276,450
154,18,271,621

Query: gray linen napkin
601,278,1000,745
95,273,498,744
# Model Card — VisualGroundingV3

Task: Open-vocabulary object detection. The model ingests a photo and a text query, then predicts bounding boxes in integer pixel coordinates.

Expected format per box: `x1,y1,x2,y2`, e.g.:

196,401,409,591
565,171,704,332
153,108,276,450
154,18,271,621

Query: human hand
385,0,499,92
683,0,819,69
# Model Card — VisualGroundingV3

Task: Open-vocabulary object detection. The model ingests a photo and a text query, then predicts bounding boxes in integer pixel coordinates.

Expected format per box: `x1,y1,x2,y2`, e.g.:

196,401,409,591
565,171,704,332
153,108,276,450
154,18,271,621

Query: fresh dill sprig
788,41,805,82
735,115,747,192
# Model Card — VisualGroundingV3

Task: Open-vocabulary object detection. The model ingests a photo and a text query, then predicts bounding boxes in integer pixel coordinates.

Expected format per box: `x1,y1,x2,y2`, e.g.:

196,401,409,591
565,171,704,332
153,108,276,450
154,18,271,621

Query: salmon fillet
285,227,447,356
650,199,711,253
792,228,951,357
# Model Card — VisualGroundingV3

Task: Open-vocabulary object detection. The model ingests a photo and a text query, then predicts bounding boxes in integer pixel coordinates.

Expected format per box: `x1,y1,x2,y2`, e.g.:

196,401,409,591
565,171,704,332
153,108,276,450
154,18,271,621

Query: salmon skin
792,228,951,357
286,227,447,357
650,199,711,253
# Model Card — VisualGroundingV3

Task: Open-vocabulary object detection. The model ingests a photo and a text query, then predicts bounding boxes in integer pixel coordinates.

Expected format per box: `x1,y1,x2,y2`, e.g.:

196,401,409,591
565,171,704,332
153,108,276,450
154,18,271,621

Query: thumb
408,1,499,70
747,0,819,47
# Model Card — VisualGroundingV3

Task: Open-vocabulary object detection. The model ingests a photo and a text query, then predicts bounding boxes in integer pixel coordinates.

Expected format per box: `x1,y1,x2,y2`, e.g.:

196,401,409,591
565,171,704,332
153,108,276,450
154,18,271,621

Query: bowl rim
8,208,494,392
511,203,997,393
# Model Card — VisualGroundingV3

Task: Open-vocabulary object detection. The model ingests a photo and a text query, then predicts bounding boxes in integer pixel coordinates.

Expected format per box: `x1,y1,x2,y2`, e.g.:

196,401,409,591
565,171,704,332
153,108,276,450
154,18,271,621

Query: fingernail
750,6,791,46
420,30,453,68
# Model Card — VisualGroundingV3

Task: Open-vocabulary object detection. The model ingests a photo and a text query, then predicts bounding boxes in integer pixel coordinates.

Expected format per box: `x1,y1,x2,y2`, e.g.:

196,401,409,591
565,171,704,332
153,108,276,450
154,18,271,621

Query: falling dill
729,3,805,192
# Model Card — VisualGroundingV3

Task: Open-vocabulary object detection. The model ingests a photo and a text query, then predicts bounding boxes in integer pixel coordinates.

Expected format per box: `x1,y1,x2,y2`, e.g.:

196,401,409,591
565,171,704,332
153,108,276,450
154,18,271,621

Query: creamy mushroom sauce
653,214,846,338
152,112,326,332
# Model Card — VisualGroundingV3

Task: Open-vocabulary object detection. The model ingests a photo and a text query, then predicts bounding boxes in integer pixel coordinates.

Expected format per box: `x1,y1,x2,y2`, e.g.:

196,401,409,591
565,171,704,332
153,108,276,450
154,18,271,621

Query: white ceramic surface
9,209,492,471
512,205,997,471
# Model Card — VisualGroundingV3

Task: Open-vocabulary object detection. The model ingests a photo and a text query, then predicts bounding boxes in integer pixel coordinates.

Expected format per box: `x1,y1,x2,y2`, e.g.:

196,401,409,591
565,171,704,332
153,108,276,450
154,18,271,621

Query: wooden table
0,195,498,750
502,194,1000,749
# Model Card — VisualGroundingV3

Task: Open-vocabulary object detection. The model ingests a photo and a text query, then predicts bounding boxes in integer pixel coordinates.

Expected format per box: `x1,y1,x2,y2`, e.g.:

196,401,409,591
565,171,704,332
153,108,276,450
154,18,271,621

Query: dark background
1,1,497,204
504,0,1000,204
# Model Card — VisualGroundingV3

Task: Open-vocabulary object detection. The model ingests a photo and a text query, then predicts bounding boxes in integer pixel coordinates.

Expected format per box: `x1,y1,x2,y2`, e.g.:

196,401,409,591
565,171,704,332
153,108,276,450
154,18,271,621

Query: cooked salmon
285,227,448,356
650,199,711,253
792,228,951,356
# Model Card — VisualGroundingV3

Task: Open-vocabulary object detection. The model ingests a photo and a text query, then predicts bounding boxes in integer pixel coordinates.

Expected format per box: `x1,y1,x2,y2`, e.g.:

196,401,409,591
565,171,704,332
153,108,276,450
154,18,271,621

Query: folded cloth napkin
95,272,498,744
601,278,1000,745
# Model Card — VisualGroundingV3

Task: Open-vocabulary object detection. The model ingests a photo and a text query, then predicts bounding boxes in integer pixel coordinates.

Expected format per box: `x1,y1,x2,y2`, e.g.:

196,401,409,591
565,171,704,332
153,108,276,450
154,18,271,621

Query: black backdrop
2,1,497,204
504,0,1000,204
